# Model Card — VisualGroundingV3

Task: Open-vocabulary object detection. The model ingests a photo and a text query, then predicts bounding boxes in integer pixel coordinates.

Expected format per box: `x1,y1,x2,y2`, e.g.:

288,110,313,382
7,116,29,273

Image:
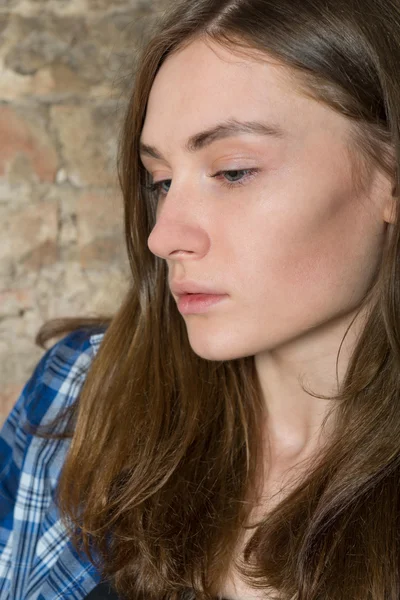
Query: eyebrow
139,118,287,160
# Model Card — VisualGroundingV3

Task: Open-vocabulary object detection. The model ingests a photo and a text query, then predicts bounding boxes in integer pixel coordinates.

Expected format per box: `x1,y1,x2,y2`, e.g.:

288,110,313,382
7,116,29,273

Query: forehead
141,37,353,159
142,39,320,143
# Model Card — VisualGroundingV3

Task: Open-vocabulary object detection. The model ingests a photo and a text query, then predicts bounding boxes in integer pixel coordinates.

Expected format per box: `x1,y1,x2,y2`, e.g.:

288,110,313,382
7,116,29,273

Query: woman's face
142,38,391,362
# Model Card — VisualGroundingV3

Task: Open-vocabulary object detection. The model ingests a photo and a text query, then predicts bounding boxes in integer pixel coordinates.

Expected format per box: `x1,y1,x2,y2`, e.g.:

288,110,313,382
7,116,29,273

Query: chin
187,337,253,362
194,350,246,362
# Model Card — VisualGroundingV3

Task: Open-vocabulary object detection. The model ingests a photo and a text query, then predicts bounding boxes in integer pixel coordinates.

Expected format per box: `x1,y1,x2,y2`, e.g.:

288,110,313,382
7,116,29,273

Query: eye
212,168,260,188
143,168,260,198
225,171,244,182
145,179,172,196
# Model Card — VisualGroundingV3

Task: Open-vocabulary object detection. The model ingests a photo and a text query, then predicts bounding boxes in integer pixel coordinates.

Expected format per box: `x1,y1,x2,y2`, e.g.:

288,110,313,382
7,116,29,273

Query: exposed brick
0,288,34,318
48,63,91,94
76,189,125,266
77,190,123,242
0,15,9,35
87,0,140,9
0,0,21,9
3,11,146,88
0,105,58,182
21,238,59,270
0,201,59,266
0,0,169,422
25,0,85,7
50,104,120,186
5,30,69,75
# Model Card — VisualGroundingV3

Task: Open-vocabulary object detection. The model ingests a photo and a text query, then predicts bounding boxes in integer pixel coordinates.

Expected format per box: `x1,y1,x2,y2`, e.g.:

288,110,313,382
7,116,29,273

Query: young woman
1,0,400,598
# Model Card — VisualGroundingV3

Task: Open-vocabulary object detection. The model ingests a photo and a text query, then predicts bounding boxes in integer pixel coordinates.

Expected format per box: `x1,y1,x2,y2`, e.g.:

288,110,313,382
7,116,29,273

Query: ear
383,183,397,224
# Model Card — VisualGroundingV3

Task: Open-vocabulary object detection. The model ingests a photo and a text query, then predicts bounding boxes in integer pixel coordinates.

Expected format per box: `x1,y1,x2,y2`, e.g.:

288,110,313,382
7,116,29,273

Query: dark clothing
83,581,120,599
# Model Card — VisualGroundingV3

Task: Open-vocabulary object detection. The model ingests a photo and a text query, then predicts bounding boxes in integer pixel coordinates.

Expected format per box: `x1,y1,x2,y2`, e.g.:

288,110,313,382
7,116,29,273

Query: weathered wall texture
0,0,165,426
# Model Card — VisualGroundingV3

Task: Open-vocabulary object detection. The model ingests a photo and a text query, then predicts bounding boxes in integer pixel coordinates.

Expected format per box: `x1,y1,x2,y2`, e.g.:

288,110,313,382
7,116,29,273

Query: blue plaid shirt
0,327,108,599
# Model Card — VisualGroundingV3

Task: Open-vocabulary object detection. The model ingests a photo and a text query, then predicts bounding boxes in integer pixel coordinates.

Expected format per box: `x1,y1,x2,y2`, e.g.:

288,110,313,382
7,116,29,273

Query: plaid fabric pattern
0,327,108,599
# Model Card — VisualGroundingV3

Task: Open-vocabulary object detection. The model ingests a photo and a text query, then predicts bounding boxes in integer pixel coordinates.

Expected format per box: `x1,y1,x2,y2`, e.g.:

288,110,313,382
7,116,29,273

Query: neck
254,305,369,460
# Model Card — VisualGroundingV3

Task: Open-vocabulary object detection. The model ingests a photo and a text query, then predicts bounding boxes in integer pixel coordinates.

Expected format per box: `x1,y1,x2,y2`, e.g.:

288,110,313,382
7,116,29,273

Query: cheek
239,181,371,305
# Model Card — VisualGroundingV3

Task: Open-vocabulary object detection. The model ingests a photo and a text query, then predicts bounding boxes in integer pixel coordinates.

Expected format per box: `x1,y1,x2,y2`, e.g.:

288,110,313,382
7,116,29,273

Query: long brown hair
32,0,400,598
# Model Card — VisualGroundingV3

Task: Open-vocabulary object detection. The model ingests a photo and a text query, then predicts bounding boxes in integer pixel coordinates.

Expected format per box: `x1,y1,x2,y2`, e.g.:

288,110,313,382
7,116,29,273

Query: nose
147,187,210,260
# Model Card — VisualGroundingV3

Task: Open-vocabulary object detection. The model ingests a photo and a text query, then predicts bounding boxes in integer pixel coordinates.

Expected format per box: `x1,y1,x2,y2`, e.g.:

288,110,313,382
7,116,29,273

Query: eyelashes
144,168,261,198
211,168,260,189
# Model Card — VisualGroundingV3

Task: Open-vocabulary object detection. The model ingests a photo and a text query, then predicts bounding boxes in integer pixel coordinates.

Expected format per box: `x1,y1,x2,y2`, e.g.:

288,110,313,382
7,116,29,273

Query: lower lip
177,294,228,314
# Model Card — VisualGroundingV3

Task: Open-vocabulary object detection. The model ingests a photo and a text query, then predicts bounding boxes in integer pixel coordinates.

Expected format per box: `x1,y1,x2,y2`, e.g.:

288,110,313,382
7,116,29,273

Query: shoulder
22,326,107,432
0,326,107,599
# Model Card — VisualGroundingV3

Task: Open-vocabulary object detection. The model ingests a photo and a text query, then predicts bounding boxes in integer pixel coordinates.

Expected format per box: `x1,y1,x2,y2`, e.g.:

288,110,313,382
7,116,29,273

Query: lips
170,280,226,297
177,293,228,314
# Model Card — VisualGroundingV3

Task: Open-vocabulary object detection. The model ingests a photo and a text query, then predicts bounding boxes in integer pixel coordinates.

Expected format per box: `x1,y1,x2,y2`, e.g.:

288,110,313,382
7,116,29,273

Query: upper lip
170,280,226,296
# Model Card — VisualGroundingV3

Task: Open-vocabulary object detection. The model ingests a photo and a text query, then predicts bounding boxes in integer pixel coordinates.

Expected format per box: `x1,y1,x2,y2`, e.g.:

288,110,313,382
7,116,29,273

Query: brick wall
0,0,166,426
